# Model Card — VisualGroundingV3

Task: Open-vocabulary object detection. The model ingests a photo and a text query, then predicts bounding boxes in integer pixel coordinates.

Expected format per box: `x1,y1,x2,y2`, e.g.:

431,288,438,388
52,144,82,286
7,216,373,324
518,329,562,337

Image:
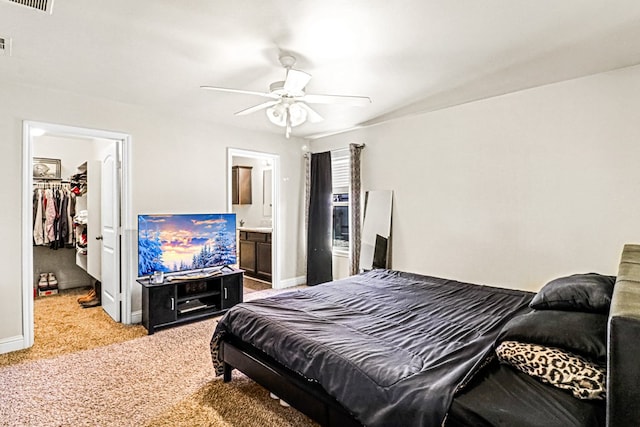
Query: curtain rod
332,143,366,152
303,143,366,157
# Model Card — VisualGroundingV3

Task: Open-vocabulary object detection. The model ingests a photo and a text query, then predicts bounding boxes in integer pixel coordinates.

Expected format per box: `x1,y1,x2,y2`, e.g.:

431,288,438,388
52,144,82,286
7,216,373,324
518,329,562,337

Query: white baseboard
0,335,28,355
276,275,306,289
130,310,142,325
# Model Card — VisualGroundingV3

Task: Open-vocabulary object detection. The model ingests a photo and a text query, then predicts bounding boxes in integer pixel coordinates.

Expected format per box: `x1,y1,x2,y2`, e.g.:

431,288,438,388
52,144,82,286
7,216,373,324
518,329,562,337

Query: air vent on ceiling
0,37,11,56
2,0,54,14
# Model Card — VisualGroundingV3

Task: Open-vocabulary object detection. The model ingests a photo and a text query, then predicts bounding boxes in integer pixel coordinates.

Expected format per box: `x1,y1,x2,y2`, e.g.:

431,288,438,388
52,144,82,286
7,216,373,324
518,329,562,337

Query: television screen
137,213,237,277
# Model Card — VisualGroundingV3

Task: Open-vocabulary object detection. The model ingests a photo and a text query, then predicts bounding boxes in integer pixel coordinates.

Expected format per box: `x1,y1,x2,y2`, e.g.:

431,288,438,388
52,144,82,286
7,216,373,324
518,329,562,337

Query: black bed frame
222,244,640,427
222,334,361,426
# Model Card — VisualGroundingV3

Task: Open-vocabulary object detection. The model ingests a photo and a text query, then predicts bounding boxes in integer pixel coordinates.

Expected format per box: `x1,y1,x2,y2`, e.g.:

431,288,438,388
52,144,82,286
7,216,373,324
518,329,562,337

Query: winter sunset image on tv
137,213,237,277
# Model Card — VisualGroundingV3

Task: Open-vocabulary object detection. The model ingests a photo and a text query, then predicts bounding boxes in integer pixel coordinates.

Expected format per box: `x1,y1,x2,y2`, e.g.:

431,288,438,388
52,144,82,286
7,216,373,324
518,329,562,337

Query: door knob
96,235,103,240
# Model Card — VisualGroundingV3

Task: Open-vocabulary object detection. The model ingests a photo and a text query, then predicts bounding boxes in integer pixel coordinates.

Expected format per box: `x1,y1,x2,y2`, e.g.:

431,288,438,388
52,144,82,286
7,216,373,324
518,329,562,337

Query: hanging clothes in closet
32,182,76,249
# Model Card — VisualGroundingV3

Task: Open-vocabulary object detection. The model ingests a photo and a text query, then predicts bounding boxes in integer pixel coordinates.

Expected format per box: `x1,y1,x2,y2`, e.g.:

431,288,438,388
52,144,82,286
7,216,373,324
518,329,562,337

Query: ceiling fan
201,54,371,138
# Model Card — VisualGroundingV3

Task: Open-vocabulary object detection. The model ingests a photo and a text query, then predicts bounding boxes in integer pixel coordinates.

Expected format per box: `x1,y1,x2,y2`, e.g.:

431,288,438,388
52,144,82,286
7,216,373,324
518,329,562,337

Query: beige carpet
144,373,317,427
0,286,316,426
242,276,272,294
0,287,147,368
0,281,281,368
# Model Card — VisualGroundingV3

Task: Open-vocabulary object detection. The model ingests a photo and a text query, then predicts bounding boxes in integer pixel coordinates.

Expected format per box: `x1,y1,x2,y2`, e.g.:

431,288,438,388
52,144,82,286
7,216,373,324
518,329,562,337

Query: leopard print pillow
496,340,606,400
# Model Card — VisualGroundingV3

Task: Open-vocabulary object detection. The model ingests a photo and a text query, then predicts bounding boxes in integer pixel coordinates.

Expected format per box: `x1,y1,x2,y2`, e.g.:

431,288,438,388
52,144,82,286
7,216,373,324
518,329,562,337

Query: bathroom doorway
227,148,280,289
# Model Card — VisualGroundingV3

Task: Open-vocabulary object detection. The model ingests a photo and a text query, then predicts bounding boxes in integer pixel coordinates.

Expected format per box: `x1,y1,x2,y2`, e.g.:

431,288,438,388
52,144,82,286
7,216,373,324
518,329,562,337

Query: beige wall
313,64,640,291
0,81,306,348
5,62,640,350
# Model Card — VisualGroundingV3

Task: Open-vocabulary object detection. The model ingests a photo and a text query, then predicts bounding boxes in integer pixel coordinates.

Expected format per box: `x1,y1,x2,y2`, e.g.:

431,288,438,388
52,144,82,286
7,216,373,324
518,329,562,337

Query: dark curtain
306,151,333,286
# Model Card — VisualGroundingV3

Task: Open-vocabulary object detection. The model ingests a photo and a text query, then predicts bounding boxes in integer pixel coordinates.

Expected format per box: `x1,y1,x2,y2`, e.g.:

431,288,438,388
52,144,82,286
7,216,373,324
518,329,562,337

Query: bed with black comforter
211,245,640,426
211,269,533,426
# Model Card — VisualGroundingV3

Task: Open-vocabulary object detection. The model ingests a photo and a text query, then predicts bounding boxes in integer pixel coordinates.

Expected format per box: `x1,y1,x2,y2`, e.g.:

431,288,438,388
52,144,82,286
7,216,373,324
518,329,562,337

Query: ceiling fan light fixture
266,103,287,126
266,102,307,128
288,103,307,127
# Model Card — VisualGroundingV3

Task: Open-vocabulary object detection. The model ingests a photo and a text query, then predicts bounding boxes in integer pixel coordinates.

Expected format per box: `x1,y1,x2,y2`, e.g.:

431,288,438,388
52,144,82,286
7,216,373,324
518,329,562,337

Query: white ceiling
2,0,640,139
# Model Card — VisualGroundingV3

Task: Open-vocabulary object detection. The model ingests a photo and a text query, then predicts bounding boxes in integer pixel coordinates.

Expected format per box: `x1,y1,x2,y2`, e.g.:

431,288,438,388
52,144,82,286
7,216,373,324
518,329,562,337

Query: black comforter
211,269,533,427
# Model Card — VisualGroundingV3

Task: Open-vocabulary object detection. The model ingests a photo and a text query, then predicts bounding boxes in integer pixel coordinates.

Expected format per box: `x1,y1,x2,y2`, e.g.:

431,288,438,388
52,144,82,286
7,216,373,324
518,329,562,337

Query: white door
100,143,120,321
87,160,102,281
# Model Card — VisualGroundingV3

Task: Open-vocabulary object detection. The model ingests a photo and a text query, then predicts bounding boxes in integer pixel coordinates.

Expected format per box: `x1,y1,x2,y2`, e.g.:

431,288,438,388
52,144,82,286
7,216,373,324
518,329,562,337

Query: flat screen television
137,213,237,277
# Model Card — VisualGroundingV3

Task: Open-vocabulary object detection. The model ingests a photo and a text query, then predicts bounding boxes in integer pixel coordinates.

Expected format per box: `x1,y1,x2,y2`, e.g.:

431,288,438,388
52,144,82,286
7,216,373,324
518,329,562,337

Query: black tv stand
138,269,243,334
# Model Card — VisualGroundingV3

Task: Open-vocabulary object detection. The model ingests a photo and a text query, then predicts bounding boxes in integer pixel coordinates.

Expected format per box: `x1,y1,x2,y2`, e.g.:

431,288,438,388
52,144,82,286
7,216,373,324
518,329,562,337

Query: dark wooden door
232,166,252,205
222,273,243,309
256,241,272,281
240,240,256,275
146,284,176,332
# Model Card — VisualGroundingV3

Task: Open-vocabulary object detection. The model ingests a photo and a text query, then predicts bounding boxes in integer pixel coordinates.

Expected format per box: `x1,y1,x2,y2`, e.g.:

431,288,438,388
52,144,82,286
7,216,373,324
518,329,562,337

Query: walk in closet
32,134,110,307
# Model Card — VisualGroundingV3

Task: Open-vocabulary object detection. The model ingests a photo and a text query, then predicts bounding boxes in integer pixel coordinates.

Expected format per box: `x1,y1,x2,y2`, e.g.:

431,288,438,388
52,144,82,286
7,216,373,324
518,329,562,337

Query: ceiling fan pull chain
285,107,292,139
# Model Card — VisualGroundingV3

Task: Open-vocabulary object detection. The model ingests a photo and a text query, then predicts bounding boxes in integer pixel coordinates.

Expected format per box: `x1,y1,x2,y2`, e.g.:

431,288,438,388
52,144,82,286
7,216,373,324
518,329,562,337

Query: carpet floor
0,287,148,368
0,286,317,426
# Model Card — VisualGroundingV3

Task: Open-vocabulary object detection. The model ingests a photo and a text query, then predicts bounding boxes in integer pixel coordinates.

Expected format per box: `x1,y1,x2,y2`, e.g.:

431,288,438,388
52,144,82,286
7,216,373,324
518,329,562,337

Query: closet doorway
21,121,133,350
227,148,280,289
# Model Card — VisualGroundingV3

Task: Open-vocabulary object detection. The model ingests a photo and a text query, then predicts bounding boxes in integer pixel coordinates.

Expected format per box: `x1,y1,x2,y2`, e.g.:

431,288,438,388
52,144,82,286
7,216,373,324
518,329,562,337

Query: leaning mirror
359,190,393,271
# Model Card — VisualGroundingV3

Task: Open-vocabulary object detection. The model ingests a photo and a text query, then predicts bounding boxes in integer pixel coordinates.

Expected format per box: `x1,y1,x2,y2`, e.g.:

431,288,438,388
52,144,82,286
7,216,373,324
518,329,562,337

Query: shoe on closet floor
38,273,49,291
77,289,96,304
80,297,101,308
47,273,58,288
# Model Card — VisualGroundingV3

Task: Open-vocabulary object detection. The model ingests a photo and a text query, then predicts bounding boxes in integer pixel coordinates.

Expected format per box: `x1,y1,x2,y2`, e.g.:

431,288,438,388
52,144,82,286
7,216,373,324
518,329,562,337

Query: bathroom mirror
359,190,393,271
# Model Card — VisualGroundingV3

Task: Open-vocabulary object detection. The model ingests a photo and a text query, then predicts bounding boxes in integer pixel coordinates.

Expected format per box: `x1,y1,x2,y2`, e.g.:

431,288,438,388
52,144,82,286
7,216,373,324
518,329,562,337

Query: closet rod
33,181,71,189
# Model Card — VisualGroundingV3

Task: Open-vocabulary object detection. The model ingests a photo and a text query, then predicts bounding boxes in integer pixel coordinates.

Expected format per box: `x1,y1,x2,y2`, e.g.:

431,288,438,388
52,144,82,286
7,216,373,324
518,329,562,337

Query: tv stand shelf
177,289,221,302
138,269,243,334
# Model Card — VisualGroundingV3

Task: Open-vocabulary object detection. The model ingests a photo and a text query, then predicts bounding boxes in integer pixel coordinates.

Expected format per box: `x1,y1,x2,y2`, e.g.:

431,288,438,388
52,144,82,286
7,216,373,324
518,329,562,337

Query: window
333,194,349,250
331,150,350,254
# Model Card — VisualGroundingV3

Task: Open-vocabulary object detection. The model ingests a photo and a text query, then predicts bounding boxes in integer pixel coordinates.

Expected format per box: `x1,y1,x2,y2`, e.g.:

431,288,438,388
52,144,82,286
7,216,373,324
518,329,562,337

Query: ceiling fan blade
235,100,280,116
284,69,312,94
297,103,324,123
298,93,371,106
200,85,279,99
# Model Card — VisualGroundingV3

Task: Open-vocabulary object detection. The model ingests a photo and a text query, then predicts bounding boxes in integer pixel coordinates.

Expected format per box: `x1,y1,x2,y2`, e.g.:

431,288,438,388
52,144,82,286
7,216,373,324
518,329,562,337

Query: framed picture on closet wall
33,157,61,180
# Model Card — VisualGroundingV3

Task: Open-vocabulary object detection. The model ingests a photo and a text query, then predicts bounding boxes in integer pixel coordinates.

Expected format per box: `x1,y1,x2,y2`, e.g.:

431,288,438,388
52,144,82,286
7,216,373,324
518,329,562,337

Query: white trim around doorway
20,120,133,351
227,148,281,289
